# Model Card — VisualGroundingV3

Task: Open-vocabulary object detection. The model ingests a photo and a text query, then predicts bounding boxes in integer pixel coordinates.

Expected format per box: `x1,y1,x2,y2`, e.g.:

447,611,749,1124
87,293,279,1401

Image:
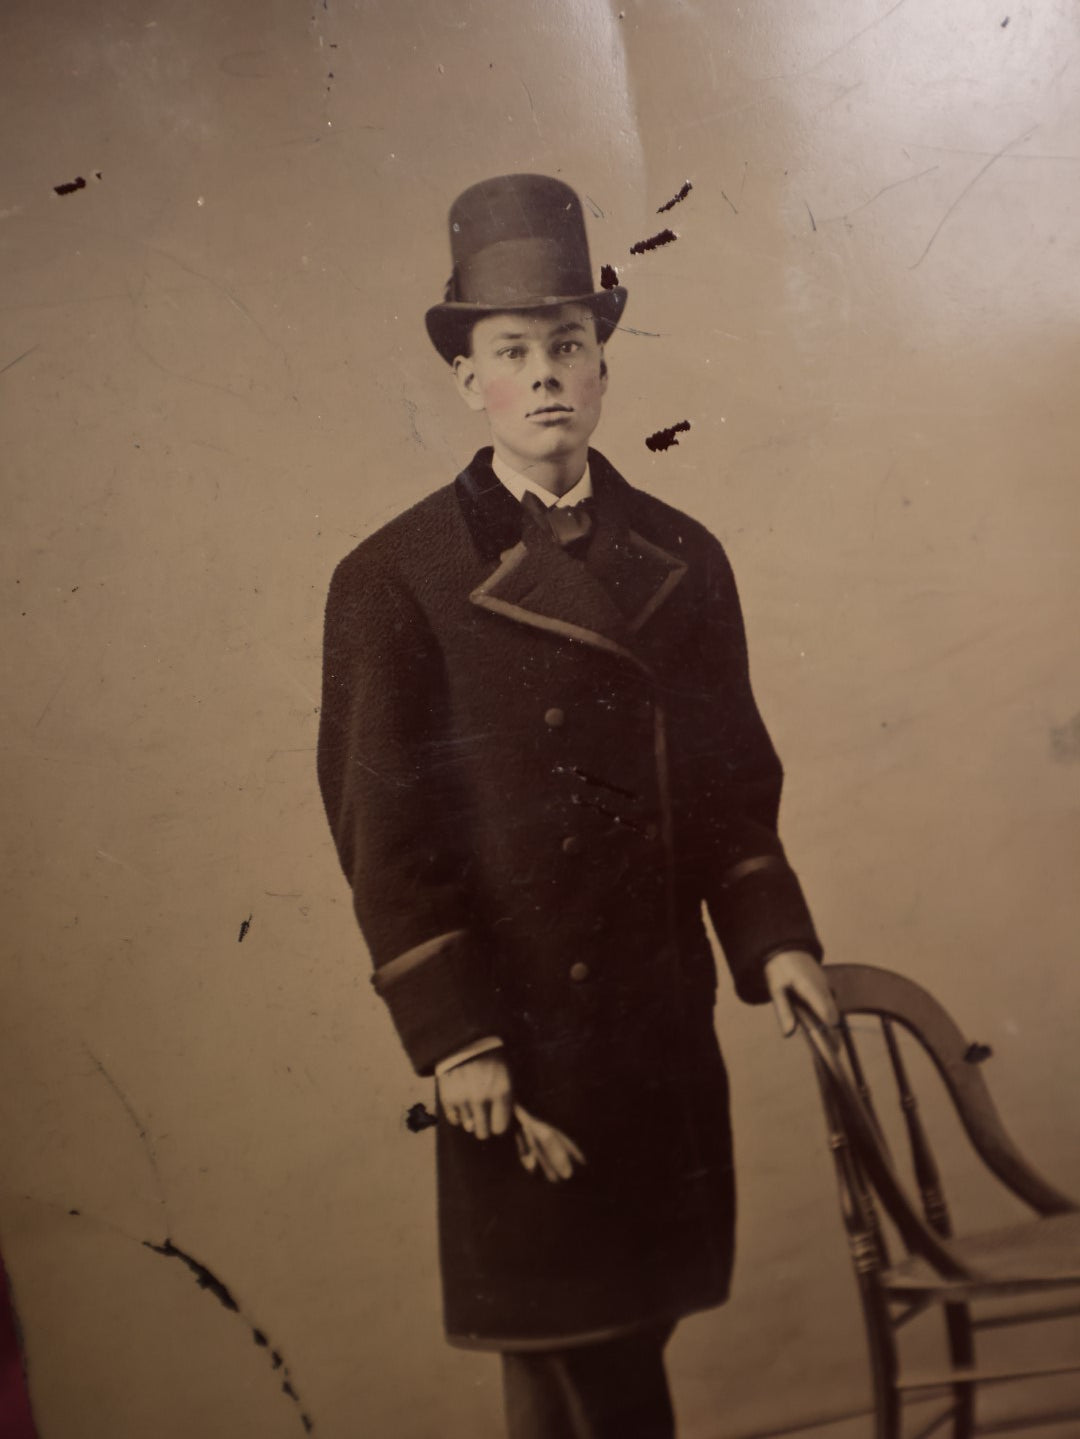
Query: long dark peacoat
317,447,821,1350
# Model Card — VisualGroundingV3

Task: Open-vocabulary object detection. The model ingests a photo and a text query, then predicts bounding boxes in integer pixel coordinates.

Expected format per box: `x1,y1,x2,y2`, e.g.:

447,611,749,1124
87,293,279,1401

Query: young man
318,173,836,1438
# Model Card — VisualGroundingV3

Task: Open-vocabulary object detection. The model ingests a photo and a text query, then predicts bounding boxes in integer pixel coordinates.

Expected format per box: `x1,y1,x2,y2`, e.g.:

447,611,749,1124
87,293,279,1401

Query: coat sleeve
317,550,499,1075
694,537,823,1005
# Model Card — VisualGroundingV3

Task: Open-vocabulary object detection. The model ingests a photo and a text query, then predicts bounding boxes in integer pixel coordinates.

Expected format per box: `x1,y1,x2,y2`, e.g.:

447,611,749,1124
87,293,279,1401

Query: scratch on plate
519,79,541,136
804,0,910,74
910,126,1037,269
85,1048,168,1215
0,345,39,376
837,164,939,222
32,670,70,732
96,849,142,875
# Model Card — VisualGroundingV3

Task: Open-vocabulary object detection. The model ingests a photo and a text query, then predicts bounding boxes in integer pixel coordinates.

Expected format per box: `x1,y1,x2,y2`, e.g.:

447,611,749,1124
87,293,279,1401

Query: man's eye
556,342,581,356
499,348,523,359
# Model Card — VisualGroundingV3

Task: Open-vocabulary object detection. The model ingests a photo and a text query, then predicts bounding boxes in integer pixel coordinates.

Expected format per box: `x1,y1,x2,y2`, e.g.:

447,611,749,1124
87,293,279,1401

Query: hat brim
425,286,627,365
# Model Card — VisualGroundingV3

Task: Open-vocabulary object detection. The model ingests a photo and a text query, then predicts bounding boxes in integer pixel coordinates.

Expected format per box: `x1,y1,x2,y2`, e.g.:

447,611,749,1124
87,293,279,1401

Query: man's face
452,303,608,476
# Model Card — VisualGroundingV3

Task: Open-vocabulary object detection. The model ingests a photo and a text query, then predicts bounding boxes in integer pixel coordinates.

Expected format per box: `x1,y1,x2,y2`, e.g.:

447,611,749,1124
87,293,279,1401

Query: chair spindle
882,1017,953,1240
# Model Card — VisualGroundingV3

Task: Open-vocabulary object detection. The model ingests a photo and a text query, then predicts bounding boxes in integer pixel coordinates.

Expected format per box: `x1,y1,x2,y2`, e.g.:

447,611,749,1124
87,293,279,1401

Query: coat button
544,707,565,728
569,961,590,983
561,835,582,856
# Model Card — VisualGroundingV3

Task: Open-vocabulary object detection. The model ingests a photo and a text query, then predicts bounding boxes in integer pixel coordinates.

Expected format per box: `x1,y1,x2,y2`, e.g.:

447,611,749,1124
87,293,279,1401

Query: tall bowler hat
425,173,627,364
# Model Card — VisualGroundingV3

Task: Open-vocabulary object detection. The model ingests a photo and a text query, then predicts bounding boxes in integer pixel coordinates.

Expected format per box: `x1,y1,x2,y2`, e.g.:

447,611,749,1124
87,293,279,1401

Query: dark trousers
502,1325,676,1439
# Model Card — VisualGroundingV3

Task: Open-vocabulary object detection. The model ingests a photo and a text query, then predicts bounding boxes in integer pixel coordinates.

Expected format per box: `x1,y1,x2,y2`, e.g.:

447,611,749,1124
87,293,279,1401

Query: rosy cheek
576,372,603,404
482,377,522,413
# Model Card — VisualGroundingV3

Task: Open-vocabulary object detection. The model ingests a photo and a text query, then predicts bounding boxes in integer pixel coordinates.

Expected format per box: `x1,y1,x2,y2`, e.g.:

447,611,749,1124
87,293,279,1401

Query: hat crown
424,173,627,364
445,173,595,306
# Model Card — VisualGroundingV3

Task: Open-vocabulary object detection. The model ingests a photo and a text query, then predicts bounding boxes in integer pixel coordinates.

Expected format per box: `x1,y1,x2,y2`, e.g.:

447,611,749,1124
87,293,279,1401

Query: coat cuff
706,855,823,1006
371,929,498,1076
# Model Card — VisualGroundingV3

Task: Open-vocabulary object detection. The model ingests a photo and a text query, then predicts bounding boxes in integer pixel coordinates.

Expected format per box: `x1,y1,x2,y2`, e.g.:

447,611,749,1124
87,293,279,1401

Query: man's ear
453,355,487,413
599,349,609,392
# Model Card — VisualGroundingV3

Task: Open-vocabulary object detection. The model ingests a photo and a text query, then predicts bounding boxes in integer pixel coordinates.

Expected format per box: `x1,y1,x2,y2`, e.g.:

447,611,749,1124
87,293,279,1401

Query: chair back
794,965,1077,1283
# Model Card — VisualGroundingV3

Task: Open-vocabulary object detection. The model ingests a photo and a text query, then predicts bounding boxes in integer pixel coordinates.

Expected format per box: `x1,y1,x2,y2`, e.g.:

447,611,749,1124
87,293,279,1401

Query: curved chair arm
824,966,1078,1218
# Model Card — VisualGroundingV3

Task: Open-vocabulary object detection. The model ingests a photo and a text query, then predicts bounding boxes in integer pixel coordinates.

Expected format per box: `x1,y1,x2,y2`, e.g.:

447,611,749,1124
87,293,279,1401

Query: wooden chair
793,964,1080,1438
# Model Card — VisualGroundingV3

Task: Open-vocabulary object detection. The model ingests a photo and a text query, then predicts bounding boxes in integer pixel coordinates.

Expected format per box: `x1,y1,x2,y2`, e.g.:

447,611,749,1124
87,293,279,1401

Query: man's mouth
528,404,573,418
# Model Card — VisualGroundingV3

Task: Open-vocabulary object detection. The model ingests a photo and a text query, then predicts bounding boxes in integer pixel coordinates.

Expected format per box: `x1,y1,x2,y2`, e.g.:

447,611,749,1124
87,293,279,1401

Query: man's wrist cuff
434,1036,505,1077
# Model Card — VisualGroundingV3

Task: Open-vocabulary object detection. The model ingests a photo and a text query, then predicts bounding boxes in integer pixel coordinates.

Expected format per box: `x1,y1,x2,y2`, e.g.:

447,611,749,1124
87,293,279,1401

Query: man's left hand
764,950,838,1036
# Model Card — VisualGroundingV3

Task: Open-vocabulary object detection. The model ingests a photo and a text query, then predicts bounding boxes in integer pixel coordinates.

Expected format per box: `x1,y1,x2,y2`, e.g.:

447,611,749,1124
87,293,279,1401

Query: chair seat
884,1209,1080,1293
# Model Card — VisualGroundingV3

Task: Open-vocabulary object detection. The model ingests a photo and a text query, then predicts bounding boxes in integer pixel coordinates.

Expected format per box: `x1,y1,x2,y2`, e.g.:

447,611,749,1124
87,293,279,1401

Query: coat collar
454,447,523,563
457,448,687,666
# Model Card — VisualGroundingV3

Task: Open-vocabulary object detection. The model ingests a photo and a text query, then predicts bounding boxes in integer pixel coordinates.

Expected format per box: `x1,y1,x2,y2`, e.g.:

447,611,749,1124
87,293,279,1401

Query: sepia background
2,1,1078,1435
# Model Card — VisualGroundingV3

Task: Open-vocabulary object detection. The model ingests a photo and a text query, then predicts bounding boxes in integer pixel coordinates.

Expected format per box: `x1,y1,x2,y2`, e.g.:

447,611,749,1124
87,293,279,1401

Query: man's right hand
437,1051,514,1139
436,1054,586,1180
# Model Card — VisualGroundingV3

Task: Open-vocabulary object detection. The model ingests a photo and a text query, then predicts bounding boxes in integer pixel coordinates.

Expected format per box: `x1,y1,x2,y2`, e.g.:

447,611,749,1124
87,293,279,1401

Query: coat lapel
460,449,688,664
586,470,688,636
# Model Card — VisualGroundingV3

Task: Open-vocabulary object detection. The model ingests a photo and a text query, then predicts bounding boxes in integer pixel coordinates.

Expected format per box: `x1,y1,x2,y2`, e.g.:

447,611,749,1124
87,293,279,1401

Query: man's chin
510,430,588,463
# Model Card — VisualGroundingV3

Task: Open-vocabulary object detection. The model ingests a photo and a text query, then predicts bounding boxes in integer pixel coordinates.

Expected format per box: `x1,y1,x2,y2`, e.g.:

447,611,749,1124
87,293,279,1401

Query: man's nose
529,356,561,390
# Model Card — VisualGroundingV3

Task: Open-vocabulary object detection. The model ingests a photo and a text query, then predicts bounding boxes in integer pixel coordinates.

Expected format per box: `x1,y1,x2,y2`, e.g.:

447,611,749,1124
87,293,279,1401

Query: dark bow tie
520,489,594,554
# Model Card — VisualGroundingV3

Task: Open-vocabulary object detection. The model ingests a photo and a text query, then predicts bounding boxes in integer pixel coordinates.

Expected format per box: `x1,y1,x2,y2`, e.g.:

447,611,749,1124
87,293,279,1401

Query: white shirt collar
491,452,592,509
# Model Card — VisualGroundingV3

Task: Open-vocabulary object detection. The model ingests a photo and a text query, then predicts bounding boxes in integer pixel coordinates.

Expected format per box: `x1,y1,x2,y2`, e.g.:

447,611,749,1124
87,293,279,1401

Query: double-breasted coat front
317,447,821,1350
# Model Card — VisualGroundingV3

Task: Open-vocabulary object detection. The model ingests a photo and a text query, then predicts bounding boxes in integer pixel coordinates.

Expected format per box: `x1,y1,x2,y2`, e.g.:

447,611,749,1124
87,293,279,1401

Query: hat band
452,237,595,307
